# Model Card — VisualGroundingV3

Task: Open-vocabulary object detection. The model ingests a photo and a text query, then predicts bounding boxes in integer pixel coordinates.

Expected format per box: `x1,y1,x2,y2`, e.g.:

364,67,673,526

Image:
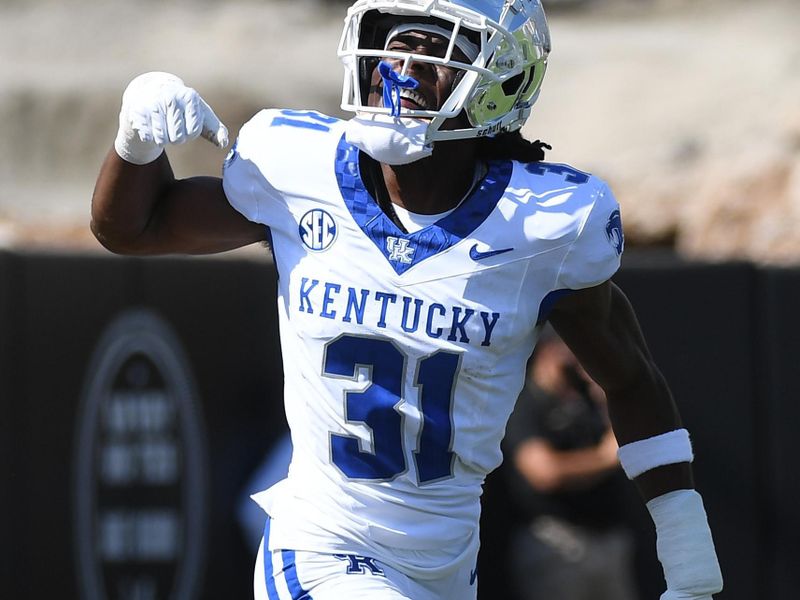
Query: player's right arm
91,72,267,256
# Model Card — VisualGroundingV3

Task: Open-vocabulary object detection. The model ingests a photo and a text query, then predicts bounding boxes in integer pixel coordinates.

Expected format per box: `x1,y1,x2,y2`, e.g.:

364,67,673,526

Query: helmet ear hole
519,66,537,97
501,72,525,96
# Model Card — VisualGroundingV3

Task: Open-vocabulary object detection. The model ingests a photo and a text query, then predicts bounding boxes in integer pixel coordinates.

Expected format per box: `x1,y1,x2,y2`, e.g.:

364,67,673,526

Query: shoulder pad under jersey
514,161,624,290
222,109,346,224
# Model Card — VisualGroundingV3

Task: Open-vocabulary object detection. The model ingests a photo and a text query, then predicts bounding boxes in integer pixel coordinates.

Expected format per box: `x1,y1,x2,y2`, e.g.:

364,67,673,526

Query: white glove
114,71,229,165
648,490,723,600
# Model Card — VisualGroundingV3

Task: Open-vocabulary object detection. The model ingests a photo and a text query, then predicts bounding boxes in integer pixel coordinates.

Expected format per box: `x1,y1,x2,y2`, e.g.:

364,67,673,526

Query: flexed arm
549,281,723,600
91,72,266,255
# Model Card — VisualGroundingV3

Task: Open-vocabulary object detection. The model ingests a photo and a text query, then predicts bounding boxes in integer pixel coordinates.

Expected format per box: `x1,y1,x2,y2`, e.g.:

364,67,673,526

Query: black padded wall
0,252,21,595
11,253,137,598
755,269,800,597
614,261,759,600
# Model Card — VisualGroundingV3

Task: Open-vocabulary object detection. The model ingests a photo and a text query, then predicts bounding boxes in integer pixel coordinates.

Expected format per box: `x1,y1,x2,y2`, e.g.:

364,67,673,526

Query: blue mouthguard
379,61,420,117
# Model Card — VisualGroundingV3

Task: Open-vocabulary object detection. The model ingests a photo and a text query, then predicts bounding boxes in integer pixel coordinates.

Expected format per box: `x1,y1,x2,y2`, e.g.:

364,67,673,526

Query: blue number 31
323,335,460,484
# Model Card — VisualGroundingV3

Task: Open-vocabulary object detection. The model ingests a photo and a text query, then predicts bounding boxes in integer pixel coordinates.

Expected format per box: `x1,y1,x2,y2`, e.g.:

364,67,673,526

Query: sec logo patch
300,209,338,252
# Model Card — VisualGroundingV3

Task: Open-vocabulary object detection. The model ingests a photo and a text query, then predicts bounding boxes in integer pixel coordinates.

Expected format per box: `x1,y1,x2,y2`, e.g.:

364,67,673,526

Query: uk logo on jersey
300,209,338,252
606,209,625,256
386,236,416,264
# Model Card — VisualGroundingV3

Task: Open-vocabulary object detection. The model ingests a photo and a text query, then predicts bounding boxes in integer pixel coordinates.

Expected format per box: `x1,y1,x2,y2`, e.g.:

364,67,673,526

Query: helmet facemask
338,0,551,144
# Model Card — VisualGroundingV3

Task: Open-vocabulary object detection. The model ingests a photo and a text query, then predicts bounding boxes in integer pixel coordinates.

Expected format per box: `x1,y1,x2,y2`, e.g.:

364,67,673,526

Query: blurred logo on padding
74,310,208,600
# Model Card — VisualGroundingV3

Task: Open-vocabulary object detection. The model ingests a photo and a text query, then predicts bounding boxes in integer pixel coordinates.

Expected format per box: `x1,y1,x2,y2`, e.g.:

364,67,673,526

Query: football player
91,1,723,599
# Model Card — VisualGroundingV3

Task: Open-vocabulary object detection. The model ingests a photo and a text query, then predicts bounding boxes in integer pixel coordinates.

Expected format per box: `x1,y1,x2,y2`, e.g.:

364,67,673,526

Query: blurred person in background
504,327,638,600
90,0,722,598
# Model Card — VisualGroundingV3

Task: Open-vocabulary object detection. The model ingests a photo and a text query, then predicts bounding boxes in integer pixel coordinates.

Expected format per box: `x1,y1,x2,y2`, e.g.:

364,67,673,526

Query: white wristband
648,489,723,598
617,428,693,479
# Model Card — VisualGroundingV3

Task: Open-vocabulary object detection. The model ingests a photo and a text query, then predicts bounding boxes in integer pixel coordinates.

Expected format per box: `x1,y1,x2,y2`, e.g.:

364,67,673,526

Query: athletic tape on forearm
647,489,723,597
617,428,693,480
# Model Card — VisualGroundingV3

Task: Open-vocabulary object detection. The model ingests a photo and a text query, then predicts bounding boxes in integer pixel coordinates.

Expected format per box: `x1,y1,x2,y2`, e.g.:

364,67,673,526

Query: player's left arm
549,281,685,499
549,281,723,599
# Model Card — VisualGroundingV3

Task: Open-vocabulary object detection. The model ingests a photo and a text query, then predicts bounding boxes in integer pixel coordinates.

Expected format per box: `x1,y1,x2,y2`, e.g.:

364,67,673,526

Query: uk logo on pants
333,554,386,577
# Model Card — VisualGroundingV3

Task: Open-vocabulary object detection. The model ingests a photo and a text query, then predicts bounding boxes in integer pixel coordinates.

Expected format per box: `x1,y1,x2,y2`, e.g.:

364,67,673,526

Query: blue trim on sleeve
334,135,513,275
536,289,574,325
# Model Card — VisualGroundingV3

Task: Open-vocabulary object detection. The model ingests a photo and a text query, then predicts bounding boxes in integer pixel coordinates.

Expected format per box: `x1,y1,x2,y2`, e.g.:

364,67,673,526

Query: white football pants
253,522,478,600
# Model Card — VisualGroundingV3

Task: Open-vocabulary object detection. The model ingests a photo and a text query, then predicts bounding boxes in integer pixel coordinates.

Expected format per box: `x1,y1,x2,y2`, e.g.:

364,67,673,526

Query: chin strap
379,61,420,117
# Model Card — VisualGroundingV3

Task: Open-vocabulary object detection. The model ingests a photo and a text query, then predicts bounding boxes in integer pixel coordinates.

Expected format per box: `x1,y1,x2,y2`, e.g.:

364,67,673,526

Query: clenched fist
114,72,228,165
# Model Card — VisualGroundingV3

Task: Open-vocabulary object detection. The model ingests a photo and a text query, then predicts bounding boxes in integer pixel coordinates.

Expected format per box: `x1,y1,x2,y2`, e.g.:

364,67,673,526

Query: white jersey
222,109,624,579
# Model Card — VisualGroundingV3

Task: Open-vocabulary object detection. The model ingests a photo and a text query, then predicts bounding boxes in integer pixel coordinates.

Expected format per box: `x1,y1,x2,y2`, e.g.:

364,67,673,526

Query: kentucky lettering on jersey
297,277,501,347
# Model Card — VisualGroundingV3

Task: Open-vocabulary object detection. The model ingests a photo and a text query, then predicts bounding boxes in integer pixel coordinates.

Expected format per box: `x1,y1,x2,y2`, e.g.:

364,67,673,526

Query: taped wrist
648,489,723,596
617,428,693,480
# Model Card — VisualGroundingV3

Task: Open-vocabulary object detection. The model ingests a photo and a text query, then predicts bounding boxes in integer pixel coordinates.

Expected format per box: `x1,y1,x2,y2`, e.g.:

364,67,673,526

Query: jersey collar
334,134,513,275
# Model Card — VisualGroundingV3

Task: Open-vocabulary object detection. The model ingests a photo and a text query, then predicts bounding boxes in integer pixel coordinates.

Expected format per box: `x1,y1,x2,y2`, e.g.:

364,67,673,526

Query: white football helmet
338,0,551,143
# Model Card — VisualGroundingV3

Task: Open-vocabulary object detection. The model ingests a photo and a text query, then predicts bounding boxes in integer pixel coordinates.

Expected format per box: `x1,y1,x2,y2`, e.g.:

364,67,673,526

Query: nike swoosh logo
469,244,514,261
470,568,478,585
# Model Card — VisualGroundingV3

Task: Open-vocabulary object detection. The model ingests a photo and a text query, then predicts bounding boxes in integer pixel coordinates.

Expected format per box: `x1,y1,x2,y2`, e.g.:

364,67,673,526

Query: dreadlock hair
476,130,551,163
